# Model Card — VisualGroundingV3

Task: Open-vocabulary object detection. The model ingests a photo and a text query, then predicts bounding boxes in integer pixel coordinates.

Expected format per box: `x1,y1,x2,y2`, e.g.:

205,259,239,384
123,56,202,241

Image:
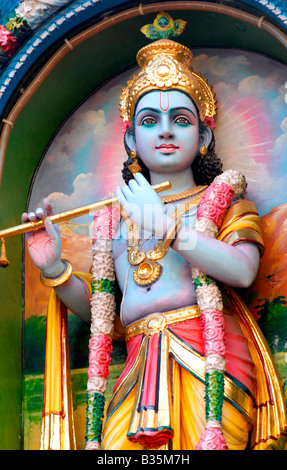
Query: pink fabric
113,334,143,391
170,314,256,396
115,314,256,398
140,334,159,409
109,314,256,449
114,334,161,410
130,427,174,449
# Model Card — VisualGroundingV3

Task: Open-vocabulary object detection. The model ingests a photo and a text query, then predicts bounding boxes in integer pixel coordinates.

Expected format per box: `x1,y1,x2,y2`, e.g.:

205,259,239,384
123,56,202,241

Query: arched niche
0,1,286,449
24,48,287,449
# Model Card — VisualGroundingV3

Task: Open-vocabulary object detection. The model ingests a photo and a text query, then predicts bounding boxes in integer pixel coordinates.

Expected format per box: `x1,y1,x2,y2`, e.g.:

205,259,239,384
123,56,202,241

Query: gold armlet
40,259,73,287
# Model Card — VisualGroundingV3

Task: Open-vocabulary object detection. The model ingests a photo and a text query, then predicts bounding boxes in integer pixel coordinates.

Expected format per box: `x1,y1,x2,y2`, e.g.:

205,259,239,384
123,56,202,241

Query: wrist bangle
40,259,72,287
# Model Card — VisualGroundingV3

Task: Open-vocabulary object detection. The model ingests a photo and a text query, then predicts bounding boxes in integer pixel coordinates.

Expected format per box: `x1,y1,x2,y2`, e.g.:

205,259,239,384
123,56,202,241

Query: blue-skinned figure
22,13,287,451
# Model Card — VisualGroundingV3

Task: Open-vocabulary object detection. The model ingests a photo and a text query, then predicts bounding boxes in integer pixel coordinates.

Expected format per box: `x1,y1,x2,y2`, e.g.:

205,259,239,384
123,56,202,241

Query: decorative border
0,0,107,112
240,0,287,27
0,0,286,116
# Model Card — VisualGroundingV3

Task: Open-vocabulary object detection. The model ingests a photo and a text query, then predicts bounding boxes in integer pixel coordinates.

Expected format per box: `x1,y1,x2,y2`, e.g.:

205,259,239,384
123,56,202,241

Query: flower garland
85,205,120,450
192,169,247,450
0,1,71,71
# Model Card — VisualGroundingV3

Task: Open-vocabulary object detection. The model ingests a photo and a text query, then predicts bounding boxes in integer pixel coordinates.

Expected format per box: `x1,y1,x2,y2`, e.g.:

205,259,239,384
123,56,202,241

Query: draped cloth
102,292,287,450
225,288,287,450
103,308,257,450
217,199,265,254
39,199,287,450
102,200,287,450
40,272,92,450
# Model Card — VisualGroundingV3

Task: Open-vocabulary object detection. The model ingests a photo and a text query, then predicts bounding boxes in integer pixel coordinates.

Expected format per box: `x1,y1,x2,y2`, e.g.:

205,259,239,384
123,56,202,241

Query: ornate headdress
119,12,217,126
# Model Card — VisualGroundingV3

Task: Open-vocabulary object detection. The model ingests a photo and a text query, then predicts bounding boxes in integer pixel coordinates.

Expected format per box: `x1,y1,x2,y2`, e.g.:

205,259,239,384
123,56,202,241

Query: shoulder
217,199,265,256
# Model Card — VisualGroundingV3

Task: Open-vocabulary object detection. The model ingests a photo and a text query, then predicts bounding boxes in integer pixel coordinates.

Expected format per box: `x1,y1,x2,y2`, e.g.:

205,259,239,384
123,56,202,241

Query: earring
200,146,208,157
128,149,142,175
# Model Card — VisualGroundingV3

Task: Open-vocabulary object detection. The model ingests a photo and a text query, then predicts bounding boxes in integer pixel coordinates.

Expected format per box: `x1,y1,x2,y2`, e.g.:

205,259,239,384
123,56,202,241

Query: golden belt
126,305,201,340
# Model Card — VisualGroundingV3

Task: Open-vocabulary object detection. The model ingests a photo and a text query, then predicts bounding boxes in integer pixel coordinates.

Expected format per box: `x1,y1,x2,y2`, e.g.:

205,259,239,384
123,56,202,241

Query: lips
156,144,179,152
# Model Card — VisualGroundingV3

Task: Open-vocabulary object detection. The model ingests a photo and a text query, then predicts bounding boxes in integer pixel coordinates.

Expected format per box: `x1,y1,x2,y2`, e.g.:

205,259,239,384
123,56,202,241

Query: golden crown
119,13,217,125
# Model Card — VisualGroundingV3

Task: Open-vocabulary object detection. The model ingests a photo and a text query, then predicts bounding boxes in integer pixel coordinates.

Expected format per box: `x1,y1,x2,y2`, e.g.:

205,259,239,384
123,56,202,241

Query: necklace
124,190,206,286
160,185,207,204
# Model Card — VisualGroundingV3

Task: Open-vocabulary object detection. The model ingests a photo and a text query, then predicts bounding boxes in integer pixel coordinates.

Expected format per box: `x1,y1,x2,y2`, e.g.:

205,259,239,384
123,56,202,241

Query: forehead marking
160,92,169,112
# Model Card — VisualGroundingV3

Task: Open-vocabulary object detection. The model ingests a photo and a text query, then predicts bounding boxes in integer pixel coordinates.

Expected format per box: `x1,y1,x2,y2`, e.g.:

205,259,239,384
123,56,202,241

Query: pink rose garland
193,170,247,451
198,427,228,450
88,334,113,380
200,309,226,357
85,205,120,450
93,206,120,240
196,182,234,228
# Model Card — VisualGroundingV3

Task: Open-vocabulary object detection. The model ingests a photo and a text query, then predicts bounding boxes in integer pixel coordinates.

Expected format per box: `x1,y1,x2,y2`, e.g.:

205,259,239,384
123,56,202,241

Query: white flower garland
192,169,247,450
84,170,246,450
85,207,119,451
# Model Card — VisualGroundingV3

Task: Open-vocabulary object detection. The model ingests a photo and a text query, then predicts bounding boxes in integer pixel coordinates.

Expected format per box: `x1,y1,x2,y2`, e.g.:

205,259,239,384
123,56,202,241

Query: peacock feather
140,12,186,40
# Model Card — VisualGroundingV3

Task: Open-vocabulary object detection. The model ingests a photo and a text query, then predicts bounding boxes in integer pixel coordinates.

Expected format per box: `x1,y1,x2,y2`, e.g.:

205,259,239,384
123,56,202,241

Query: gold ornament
126,305,201,339
129,216,183,287
200,146,208,157
119,34,217,125
133,259,162,286
40,259,72,287
124,190,206,286
128,149,142,175
160,185,207,203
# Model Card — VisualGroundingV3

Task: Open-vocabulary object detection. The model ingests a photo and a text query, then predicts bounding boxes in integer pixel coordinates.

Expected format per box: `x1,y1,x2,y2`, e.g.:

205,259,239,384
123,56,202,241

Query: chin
151,163,178,173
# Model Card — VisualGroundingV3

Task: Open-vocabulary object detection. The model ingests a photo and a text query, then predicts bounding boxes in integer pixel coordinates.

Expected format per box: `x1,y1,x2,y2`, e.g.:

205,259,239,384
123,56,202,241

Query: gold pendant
127,246,146,265
146,241,169,261
125,188,207,287
133,260,162,286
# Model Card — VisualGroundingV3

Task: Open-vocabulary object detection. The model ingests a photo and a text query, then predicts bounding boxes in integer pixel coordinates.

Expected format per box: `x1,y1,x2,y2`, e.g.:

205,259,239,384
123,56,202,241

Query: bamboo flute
0,180,172,239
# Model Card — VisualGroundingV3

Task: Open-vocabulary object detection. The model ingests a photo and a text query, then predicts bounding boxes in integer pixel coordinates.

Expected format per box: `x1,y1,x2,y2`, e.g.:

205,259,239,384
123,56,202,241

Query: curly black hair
121,124,223,186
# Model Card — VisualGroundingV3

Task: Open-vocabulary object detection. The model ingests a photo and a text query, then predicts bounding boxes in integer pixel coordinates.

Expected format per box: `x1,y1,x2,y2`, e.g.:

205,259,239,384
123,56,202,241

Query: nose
159,116,174,140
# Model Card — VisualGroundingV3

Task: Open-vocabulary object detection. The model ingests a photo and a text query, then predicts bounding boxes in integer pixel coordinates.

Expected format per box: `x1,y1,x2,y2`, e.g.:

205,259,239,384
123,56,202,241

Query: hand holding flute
2,180,171,276
22,198,64,278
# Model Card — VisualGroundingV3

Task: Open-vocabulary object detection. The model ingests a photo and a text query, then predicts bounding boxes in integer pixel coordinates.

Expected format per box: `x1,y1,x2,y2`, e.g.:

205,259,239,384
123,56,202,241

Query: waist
126,305,200,340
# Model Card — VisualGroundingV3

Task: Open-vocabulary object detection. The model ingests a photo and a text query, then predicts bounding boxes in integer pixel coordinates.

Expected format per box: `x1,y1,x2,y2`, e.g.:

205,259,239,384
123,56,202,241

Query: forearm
54,274,91,322
172,222,260,288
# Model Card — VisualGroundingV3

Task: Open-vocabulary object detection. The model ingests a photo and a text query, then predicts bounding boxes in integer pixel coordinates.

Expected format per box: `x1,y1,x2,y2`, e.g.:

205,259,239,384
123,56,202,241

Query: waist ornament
126,305,201,340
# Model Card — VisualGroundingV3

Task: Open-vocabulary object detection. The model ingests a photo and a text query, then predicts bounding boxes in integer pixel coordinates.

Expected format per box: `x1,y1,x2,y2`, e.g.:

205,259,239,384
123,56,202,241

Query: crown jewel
119,12,217,125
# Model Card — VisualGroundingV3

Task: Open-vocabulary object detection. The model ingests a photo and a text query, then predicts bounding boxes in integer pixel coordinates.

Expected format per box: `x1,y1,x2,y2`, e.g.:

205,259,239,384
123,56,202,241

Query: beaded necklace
160,185,207,203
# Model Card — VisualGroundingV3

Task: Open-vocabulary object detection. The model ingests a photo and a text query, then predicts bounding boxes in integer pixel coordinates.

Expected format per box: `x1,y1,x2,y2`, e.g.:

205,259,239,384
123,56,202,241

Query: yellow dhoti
103,304,256,450
103,356,251,451
103,292,287,451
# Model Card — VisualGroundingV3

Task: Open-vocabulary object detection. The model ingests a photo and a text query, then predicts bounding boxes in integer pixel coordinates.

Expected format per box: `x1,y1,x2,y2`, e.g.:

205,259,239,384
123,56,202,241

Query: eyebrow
135,106,196,118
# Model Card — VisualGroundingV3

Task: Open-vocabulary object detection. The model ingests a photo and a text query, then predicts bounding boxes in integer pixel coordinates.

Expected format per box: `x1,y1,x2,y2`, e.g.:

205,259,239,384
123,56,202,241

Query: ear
124,127,137,154
199,125,213,150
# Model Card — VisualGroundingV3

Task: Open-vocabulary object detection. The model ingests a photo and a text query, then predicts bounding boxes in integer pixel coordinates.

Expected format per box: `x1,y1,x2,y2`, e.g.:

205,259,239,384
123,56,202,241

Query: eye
141,116,157,126
174,116,191,125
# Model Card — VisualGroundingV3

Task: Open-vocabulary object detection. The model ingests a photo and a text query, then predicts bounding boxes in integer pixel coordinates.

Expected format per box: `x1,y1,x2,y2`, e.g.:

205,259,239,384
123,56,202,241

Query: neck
149,169,196,196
